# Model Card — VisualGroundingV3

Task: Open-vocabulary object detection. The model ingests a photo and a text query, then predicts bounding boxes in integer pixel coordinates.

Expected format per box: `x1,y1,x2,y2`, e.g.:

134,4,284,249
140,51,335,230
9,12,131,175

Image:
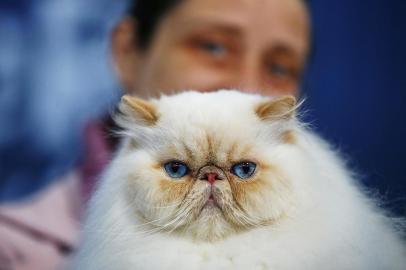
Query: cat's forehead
156,90,264,125
156,128,262,166
151,90,273,165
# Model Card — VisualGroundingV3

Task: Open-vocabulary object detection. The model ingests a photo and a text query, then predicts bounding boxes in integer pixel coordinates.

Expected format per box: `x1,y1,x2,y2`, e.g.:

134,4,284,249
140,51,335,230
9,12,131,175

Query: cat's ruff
72,90,406,270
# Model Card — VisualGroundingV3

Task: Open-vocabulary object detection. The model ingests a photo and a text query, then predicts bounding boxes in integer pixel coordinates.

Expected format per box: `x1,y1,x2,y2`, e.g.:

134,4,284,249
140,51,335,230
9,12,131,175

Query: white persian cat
72,90,406,270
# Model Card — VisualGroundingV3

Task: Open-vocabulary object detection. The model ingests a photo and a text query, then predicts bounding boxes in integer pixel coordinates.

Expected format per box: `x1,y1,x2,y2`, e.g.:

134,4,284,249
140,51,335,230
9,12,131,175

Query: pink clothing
79,121,113,202
0,121,113,270
0,172,81,270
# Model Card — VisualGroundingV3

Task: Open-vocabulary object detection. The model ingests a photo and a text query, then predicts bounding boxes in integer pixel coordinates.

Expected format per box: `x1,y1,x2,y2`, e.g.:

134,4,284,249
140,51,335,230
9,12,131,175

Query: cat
72,90,406,270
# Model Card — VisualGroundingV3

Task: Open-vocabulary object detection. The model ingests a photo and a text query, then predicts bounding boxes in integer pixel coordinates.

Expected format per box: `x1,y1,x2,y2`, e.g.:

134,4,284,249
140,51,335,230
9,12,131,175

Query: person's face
112,0,310,97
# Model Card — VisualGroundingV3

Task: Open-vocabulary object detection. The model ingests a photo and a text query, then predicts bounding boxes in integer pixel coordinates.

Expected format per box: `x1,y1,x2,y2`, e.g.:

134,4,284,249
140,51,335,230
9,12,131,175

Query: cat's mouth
208,194,215,201
201,190,221,210
204,194,217,206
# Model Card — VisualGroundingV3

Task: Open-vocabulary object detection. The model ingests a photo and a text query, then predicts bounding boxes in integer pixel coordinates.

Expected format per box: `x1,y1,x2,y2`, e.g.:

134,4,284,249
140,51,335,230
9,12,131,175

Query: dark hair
129,0,310,49
128,0,183,49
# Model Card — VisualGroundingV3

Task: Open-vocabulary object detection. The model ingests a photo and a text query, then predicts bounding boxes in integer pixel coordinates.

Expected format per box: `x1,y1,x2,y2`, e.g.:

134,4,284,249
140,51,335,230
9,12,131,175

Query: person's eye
267,63,292,78
198,40,227,57
231,161,257,179
164,161,189,179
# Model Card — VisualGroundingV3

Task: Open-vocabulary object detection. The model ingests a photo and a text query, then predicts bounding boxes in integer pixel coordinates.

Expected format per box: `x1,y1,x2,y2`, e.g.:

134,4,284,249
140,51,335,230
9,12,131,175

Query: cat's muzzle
197,165,226,185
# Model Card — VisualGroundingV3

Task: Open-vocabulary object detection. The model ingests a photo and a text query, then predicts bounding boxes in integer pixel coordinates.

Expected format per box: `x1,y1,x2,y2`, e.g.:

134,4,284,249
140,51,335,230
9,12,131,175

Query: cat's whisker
132,226,166,237
152,203,182,209
138,214,191,237
121,206,192,239
89,200,139,250
238,211,267,227
160,206,191,230
133,213,177,228
167,213,188,235
84,204,191,241
132,197,182,209
237,213,262,228
227,205,263,229
90,196,181,250
216,189,263,228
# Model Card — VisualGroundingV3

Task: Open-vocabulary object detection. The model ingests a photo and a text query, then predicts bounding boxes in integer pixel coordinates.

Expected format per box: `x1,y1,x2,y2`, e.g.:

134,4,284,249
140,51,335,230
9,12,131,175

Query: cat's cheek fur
231,168,294,225
158,178,192,205
121,149,183,224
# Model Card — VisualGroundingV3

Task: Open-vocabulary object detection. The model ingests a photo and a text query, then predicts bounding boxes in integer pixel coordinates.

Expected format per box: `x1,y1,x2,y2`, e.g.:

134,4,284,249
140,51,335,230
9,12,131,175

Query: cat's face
115,90,298,241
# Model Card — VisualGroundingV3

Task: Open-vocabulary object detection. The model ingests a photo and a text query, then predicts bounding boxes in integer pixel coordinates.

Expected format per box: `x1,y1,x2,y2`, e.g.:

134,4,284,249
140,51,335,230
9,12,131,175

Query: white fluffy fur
72,90,406,270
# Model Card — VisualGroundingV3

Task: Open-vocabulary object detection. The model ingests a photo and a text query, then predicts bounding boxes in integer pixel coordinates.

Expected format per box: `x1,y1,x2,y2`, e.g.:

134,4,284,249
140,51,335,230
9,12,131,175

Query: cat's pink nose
198,165,225,184
202,172,221,184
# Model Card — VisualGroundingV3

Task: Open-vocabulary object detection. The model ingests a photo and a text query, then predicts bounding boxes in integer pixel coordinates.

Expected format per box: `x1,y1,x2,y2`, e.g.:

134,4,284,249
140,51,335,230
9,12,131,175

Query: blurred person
0,0,310,269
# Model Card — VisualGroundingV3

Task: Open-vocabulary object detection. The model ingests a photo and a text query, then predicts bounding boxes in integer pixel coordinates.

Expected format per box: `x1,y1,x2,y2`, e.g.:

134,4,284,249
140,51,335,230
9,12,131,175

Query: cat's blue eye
231,162,256,179
164,161,189,179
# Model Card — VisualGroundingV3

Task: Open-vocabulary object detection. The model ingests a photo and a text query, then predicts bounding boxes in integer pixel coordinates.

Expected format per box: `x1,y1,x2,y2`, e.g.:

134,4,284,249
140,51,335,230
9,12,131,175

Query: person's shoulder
0,170,83,269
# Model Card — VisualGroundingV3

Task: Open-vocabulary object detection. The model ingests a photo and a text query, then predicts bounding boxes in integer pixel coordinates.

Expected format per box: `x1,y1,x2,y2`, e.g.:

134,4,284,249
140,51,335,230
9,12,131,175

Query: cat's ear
255,95,297,121
120,95,158,125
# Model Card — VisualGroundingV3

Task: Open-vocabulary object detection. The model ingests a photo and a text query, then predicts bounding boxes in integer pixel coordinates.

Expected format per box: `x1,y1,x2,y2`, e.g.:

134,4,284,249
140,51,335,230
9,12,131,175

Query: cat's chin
180,205,237,242
201,196,220,211
172,199,252,242
200,200,222,217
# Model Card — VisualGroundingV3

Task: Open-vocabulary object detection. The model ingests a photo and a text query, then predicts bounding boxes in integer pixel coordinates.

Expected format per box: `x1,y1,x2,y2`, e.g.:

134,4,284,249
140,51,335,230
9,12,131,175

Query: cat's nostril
201,172,223,184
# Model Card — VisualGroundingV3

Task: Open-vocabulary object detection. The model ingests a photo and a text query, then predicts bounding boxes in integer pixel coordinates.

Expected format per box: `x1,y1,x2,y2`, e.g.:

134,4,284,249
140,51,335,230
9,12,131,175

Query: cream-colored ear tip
255,95,297,120
120,95,158,125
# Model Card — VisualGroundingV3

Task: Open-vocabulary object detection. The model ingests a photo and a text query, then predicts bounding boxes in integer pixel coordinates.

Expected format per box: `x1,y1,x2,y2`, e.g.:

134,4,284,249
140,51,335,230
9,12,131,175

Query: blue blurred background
0,0,405,216
0,0,125,200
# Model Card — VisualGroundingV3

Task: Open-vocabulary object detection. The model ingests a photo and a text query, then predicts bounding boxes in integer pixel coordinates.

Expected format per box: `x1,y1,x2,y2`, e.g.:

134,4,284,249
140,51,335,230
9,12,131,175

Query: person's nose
201,55,277,94
236,69,263,93
227,58,266,93
205,69,263,93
